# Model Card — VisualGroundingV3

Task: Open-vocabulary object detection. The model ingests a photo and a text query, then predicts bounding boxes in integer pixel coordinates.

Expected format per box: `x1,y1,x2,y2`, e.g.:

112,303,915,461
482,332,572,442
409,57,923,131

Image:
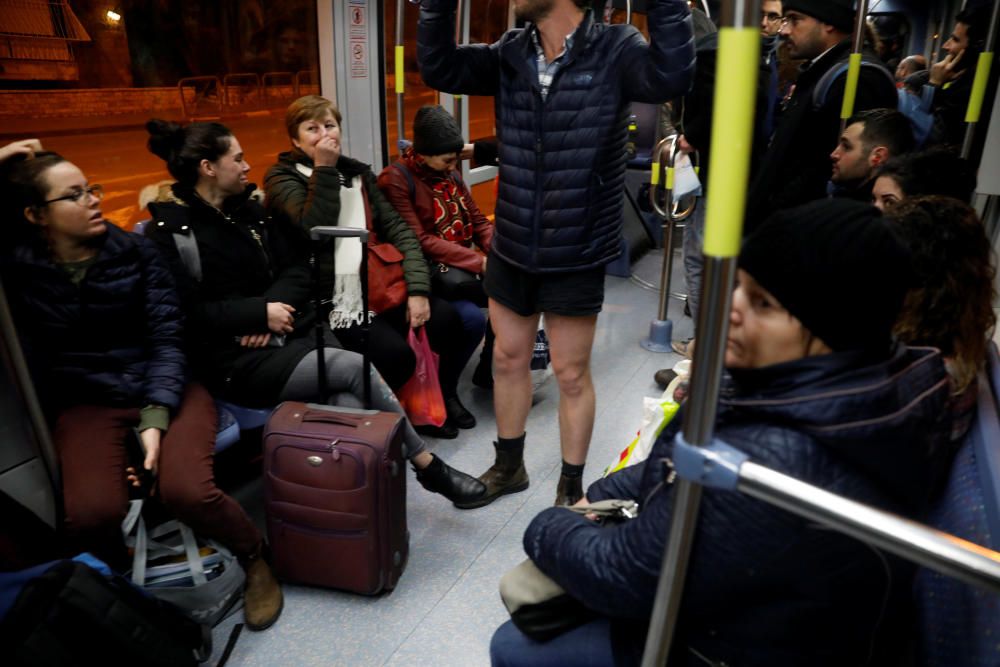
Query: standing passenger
746,0,897,229
417,0,695,507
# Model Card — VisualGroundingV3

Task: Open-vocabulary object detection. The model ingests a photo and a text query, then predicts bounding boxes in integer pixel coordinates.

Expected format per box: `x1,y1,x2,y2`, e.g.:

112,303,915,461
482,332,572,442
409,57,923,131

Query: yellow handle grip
840,53,862,120
395,46,405,94
703,28,760,258
966,52,994,123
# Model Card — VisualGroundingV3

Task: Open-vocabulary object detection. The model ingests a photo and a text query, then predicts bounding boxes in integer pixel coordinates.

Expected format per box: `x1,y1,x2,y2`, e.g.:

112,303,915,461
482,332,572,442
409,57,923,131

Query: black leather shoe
445,396,476,429
654,368,677,389
415,422,459,439
415,454,487,505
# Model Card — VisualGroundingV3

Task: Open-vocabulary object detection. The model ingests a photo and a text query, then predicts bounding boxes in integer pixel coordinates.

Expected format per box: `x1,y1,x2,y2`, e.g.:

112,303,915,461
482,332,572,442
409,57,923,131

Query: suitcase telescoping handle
309,226,372,408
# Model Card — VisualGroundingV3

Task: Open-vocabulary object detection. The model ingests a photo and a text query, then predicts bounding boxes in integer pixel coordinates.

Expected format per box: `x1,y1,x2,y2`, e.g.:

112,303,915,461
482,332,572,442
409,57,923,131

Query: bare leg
489,299,541,439
544,313,598,466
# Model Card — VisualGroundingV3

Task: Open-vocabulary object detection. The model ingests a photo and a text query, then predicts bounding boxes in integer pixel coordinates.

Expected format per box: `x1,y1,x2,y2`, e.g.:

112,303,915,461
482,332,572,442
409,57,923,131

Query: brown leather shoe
243,543,283,631
554,474,583,506
453,444,529,510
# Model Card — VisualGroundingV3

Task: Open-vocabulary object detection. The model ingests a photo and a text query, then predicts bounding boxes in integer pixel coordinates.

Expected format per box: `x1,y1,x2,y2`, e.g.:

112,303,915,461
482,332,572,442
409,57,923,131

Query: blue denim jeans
490,618,616,667
449,299,487,372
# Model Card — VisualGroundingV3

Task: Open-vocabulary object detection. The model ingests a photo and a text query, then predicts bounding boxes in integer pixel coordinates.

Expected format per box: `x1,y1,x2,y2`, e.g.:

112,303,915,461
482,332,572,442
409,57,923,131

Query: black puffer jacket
146,184,317,407
524,346,949,666
1,223,186,412
418,1,694,272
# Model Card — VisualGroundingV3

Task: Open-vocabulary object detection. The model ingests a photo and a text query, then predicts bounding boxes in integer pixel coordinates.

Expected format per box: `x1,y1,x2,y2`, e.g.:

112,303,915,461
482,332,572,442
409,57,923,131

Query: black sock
561,460,584,478
496,433,525,454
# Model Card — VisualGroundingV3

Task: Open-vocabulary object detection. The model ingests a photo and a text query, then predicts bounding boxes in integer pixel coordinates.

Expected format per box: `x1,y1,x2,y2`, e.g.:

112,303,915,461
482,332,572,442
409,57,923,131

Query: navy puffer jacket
1,223,186,412
419,1,694,272
523,346,950,666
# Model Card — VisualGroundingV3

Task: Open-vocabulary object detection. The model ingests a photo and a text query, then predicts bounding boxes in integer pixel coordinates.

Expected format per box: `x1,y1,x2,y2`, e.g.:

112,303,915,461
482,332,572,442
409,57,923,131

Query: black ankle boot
415,454,487,505
472,359,494,389
445,396,476,429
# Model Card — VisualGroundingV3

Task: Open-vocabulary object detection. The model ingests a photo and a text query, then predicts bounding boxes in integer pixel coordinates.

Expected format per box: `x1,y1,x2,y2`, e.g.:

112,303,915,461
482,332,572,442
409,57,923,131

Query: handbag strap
122,499,210,587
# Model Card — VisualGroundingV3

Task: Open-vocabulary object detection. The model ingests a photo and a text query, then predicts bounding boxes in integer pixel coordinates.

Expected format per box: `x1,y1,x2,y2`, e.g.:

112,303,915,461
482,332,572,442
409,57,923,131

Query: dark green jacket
264,150,431,299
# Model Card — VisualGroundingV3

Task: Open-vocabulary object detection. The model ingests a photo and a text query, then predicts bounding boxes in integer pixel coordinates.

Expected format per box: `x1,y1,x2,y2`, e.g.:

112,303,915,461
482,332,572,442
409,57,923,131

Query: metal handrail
396,0,407,150
222,72,262,110
961,0,1000,158
839,0,871,131
177,76,222,120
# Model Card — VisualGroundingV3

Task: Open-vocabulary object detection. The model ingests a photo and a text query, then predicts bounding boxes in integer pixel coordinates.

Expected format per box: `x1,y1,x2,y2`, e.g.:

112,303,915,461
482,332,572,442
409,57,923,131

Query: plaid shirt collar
530,26,575,100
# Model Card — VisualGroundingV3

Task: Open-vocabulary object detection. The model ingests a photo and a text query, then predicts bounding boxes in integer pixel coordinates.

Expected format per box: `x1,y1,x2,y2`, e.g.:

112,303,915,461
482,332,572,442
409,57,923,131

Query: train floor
212,249,691,666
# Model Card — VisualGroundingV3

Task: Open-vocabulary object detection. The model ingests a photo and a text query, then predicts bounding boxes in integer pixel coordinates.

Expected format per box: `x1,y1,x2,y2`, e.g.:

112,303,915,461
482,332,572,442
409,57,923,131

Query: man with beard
829,108,915,201
745,0,897,230
926,6,990,149
416,0,694,508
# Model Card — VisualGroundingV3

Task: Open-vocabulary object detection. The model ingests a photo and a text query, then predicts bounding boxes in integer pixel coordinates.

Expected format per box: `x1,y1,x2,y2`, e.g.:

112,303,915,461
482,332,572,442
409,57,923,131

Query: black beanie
739,199,913,353
782,0,855,33
412,105,465,156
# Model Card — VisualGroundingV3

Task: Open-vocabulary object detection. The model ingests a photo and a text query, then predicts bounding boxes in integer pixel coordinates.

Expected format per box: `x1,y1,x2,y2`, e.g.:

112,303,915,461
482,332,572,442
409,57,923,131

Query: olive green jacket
264,149,431,299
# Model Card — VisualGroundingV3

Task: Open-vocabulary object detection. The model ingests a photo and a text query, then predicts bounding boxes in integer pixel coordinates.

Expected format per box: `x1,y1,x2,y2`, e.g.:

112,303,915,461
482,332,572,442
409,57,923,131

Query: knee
158,477,223,519
552,360,591,397
493,340,531,375
489,621,528,667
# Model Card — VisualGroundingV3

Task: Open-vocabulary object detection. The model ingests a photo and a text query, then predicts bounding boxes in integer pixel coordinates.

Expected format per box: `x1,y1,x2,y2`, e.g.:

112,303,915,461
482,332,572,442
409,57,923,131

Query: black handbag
431,262,485,304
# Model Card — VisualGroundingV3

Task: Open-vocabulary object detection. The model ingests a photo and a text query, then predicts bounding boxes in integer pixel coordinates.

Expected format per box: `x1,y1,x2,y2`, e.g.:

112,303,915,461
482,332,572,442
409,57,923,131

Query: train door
384,0,509,214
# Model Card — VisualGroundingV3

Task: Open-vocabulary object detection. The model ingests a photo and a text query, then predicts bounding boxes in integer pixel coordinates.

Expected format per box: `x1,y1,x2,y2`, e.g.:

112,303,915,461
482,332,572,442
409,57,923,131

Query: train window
383,0,439,164
0,1,322,231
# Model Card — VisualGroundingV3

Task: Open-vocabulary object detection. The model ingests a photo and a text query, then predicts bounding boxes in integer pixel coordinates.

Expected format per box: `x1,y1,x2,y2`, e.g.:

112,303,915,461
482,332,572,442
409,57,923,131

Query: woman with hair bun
0,148,283,631
143,120,486,508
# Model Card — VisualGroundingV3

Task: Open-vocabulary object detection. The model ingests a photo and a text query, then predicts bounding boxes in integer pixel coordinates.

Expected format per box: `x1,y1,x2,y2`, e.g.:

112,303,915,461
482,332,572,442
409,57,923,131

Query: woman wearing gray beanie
493,199,950,666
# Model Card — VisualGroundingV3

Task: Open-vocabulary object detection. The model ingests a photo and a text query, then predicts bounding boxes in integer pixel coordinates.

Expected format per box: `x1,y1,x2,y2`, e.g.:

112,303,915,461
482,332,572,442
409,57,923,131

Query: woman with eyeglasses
0,149,286,631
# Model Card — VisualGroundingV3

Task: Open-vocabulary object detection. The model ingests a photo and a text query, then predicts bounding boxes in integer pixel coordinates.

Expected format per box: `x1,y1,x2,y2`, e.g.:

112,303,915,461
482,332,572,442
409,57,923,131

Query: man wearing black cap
416,0,694,509
746,0,897,229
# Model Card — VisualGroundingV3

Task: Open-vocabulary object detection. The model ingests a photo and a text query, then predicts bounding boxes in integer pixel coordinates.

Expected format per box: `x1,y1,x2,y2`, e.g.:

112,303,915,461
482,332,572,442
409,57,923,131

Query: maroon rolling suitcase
262,226,409,594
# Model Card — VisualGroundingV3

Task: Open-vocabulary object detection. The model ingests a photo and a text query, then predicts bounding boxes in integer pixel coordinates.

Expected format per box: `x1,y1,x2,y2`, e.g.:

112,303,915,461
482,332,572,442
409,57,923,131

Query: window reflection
0,1,321,230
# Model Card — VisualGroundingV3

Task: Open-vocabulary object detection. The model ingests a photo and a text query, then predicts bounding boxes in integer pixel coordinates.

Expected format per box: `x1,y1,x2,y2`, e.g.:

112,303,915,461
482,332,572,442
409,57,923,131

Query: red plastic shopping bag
397,327,447,426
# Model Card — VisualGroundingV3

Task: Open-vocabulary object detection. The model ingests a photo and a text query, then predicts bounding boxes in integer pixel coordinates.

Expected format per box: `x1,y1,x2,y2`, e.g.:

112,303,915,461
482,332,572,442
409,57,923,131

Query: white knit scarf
297,163,366,329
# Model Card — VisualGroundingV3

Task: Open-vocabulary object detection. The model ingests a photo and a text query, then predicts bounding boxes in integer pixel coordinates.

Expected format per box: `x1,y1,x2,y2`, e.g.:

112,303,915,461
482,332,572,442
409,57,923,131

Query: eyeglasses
780,13,805,28
762,12,783,24
43,184,104,206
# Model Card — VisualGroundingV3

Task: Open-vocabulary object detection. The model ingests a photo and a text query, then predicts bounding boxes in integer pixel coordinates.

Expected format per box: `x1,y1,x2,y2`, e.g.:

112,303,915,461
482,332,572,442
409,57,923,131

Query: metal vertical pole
961,0,1000,158
641,136,678,352
452,0,466,133
840,0,870,131
640,1,761,664
395,0,407,149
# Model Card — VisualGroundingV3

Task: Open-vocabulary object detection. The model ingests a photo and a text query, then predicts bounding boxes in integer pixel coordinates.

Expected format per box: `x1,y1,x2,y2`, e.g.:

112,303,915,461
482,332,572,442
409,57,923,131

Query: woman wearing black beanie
492,199,950,666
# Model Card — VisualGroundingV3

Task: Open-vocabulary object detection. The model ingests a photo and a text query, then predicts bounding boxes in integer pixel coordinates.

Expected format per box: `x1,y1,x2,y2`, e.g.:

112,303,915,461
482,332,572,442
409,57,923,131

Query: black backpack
0,559,211,666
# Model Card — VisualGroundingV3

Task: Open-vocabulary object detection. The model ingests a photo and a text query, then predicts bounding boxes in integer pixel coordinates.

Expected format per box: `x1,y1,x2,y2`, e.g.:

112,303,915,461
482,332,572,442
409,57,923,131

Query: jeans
490,618,616,667
53,383,262,563
682,202,706,328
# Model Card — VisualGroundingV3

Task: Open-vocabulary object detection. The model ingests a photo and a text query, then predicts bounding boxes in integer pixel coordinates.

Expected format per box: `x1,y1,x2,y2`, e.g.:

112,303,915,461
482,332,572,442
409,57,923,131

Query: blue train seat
914,345,1000,667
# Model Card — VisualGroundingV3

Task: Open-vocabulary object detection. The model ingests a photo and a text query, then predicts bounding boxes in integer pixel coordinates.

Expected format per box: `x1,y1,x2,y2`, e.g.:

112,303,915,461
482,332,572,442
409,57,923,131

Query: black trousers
335,296,466,397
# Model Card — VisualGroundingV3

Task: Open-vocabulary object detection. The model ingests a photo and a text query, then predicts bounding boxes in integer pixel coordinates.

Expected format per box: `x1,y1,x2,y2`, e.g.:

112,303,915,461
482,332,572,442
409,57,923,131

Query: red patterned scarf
403,149,475,246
